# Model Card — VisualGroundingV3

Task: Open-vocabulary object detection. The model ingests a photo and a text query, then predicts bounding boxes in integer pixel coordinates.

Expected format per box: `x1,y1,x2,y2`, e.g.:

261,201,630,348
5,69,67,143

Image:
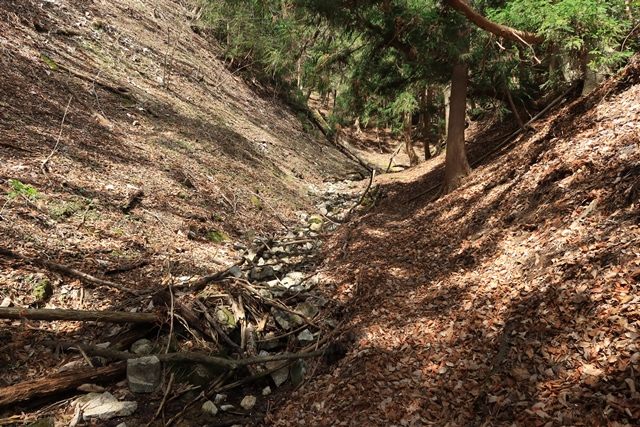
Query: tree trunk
404,111,420,167
443,62,471,193
420,86,436,160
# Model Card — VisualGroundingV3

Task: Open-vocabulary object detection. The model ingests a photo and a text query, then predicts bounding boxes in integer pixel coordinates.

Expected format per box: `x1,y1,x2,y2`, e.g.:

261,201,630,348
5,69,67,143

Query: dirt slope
0,0,363,407
0,0,360,288
272,58,640,426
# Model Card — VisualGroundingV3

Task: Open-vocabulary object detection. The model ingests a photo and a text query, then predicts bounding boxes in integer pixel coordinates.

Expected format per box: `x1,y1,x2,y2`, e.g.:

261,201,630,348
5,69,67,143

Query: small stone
116,424,127,427
228,265,242,278
240,395,256,410
0,297,11,307
130,339,153,356
295,301,319,319
127,356,161,393
201,400,218,415
269,365,289,387
214,393,227,404
297,329,315,344
272,309,292,330
77,392,137,421
309,222,322,232
262,386,272,396
249,266,275,281
290,360,306,386
220,404,235,412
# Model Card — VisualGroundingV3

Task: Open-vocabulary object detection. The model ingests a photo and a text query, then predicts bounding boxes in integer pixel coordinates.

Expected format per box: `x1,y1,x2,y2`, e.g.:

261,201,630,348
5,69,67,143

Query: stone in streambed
76,392,137,421
127,356,160,393
240,395,257,410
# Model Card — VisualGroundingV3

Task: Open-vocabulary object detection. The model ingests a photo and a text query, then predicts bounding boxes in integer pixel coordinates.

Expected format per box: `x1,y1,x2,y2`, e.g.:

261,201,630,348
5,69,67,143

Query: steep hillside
0,0,361,283
272,57,640,425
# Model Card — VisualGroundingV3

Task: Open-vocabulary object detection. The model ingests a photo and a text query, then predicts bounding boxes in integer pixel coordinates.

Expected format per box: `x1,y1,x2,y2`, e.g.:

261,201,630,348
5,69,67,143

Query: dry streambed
0,177,370,426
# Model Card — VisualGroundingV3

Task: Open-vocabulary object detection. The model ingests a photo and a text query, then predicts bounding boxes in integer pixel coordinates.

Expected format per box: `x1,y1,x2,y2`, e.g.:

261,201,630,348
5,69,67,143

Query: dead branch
0,363,126,408
0,247,143,295
41,96,72,173
323,169,376,224
0,307,159,324
53,341,325,370
195,299,242,353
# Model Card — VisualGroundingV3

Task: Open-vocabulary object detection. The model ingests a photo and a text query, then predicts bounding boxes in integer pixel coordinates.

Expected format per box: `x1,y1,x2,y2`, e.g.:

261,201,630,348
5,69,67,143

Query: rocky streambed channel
18,177,371,427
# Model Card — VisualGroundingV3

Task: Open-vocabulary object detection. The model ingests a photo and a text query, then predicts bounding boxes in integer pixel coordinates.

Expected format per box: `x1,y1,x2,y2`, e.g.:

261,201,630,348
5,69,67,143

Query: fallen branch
385,141,405,173
0,363,126,408
0,307,159,324
53,341,325,370
0,247,143,295
323,169,376,224
41,95,72,173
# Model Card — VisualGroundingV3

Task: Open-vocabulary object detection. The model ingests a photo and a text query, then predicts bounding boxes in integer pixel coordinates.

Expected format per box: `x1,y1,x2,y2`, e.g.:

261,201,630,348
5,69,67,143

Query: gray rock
268,364,289,387
228,265,243,278
295,301,319,319
0,297,11,308
127,356,161,393
77,392,137,421
297,329,315,344
201,400,218,415
220,404,235,412
214,393,227,404
262,386,272,396
280,271,305,289
272,309,292,330
249,265,275,281
240,395,257,410
130,339,153,356
290,360,306,386
116,423,127,427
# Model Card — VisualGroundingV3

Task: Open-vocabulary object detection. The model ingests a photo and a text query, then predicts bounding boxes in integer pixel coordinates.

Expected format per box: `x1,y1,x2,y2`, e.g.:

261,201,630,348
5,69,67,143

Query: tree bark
0,363,126,408
0,307,159,324
444,0,543,44
443,62,471,193
404,111,420,166
420,86,436,160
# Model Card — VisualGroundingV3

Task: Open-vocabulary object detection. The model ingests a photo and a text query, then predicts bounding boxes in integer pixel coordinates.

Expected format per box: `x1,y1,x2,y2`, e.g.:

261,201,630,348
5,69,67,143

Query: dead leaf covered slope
0,0,360,286
272,57,640,426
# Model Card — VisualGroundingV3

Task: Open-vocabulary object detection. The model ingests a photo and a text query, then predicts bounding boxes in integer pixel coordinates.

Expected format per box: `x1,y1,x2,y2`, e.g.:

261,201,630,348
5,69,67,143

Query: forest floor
1,0,639,426
272,56,640,426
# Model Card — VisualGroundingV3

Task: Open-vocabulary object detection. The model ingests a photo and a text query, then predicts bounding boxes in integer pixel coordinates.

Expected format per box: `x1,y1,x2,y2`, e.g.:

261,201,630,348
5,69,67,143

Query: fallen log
0,308,159,324
0,363,125,408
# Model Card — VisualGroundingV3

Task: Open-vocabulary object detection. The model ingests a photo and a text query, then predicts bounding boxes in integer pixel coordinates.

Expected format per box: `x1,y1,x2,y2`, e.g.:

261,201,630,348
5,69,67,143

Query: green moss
206,229,228,243
250,195,262,210
40,54,58,71
32,277,52,303
48,199,86,220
